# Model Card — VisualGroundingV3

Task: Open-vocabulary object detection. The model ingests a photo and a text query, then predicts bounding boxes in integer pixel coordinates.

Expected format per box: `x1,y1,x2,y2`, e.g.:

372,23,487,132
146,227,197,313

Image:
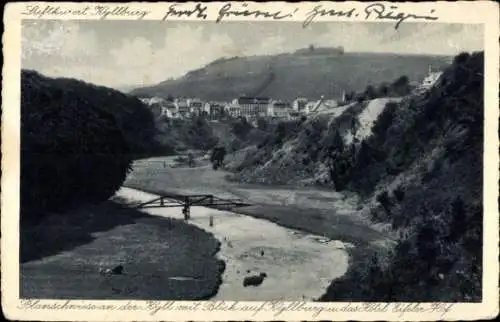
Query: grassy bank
21,201,225,300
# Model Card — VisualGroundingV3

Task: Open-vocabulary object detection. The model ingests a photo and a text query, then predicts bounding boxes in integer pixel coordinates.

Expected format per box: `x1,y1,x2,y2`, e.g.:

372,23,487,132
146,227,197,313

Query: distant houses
138,93,344,121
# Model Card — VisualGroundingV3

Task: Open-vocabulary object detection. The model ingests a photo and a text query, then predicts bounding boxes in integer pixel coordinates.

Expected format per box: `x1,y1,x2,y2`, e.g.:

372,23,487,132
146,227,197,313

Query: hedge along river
115,187,353,300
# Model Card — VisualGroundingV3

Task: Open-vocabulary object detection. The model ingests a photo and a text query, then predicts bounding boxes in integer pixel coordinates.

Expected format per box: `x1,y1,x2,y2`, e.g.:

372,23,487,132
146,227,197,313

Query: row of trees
343,75,412,103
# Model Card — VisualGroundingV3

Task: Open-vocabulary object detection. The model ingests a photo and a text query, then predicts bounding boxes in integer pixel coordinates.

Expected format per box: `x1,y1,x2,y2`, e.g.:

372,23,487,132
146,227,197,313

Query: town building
420,66,443,89
235,96,271,119
269,100,292,119
227,101,242,118
292,98,309,113
413,65,443,95
176,98,190,118
205,102,226,120
164,100,178,118
189,98,204,116
139,96,165,106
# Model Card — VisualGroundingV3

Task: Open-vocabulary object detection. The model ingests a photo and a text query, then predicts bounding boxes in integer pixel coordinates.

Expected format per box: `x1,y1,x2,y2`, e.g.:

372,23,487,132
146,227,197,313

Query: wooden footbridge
130,191,252,220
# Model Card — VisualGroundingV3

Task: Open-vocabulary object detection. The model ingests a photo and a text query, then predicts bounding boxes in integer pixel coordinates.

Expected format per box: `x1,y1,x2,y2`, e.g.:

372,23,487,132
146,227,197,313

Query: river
115,187,353,301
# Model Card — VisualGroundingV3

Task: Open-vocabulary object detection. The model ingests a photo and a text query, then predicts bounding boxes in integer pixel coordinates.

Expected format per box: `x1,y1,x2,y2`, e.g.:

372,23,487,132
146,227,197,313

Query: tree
231,117,252,139
453,52,470,65
378,84,389,97
392,75,411,96
210,147,226,170
256,117,269,131
364,85,377,100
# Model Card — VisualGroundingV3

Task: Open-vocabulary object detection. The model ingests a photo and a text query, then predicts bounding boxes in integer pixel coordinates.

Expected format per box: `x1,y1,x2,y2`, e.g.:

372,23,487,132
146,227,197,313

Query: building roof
273,101,291,108
238,96,270,104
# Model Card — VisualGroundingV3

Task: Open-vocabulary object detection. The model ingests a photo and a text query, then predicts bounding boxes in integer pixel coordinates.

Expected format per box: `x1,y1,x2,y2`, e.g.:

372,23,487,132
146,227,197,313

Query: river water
115,187,353,301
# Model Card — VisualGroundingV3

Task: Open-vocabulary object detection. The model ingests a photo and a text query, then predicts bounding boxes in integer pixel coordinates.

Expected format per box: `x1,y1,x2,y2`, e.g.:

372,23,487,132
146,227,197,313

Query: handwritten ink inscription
162,3,208,21
303,6,357,27
21,5,151,20
364,3,438,29
17,299,455,319
216,3,297,23
303,3,438,29
20,2,439,29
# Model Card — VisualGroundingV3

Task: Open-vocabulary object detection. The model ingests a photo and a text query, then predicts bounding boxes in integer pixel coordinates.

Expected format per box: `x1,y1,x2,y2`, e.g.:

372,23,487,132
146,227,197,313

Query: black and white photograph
2,1,499,321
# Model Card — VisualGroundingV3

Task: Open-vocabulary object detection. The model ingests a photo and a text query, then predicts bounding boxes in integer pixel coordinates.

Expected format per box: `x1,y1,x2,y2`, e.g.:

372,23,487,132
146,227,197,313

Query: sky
21,20,484,89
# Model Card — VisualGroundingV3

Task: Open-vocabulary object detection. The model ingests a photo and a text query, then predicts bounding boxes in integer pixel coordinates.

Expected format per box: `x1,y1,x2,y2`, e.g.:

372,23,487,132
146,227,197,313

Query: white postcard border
2,1,499,321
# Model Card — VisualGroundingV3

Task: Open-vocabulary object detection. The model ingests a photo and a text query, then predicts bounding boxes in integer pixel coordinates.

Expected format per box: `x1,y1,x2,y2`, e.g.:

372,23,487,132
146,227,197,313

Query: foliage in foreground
21,70,157,219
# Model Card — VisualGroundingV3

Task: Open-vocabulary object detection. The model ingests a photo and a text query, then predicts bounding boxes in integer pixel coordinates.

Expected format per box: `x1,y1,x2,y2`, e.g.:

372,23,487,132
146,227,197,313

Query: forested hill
130,52,451,101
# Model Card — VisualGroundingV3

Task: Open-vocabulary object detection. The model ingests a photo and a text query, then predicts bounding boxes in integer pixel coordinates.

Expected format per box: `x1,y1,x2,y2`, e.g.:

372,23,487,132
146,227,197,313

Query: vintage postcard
2,1,499,321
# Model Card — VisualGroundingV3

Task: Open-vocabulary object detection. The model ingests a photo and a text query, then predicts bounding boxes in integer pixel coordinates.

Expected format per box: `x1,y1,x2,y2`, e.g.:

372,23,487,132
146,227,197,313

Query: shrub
231,117,253,140
393,186,405,202
376,190,392,214
364,85,377,100
256,117,269,131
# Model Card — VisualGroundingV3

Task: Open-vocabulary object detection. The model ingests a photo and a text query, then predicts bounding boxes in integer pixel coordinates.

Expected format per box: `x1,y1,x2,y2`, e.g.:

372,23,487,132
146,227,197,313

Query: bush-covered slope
21,70,157,218
154,116,219,152
225,100,373,185
321,51,484,301
226,51,484,301
130,52,450,101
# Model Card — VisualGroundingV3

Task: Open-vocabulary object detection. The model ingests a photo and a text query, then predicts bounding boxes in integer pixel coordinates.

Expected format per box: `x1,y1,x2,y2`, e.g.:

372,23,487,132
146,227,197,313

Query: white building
414,66,443,94
292,98,309,113
139,96,165,106
269,100,292,119
242,97,270,119
189,98,204,116
164,100,178,118
421,71,443,89
227,102,242,118
176,98,190,118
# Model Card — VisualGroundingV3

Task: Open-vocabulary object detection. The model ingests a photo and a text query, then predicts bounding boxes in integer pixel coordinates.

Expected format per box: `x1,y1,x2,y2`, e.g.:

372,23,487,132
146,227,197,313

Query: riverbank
114,187,351,300
124,161,392,247
21,201,224,300
124,158,396,300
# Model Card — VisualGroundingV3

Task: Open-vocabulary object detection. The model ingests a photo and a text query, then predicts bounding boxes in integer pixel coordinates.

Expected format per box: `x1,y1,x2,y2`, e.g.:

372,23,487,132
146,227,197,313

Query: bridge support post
182,197,190,221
